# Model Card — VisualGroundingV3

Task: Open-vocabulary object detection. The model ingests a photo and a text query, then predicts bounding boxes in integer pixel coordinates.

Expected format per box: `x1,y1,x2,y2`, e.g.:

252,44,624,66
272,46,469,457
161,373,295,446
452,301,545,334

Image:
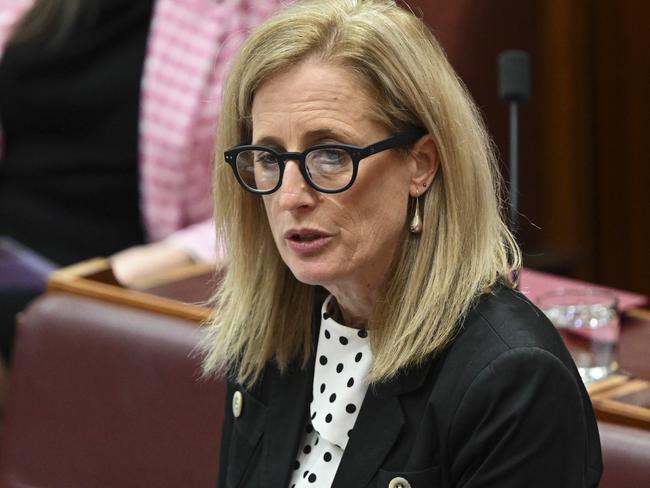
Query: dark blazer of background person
217,286,602,488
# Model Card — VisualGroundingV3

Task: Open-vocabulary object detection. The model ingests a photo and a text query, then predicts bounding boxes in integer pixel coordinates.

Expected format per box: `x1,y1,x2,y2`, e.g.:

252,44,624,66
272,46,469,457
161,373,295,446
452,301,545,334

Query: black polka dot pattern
289,295,372,488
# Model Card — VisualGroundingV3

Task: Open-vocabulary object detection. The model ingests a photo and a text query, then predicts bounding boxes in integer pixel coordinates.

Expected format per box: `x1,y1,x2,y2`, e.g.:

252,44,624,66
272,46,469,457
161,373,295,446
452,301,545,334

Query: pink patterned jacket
0,0,280,261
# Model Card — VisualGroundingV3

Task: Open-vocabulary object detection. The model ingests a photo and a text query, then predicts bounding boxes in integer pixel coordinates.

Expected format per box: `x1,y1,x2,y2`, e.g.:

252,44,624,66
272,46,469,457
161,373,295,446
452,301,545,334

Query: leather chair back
3,294,650,487
0,293,225,487
599,421,650,487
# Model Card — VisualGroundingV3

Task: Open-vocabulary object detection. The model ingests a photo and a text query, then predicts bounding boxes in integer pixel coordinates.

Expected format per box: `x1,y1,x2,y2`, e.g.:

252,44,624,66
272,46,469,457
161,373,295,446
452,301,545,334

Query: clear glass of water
538,288,620,385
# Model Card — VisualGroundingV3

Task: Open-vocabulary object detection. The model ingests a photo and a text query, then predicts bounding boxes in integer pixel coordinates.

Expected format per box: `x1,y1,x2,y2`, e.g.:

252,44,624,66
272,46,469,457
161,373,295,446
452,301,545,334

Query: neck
326,284,378,329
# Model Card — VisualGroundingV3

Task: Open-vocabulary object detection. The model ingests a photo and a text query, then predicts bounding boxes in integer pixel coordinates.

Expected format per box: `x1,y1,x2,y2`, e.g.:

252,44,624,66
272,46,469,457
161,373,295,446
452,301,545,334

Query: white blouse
288,295,373,487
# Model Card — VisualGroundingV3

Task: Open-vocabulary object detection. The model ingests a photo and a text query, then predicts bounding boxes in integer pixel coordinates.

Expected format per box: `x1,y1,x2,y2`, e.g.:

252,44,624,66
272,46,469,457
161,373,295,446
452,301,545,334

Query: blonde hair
201,0,521,386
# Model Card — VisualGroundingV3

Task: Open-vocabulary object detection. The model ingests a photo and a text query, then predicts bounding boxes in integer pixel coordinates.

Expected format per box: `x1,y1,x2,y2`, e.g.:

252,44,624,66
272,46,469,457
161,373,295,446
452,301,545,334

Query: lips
283,228,333,255
284,228,330,241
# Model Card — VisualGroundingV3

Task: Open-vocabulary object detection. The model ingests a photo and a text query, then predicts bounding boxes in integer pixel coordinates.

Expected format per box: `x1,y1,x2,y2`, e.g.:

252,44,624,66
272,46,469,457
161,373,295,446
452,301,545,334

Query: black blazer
217,286,603,487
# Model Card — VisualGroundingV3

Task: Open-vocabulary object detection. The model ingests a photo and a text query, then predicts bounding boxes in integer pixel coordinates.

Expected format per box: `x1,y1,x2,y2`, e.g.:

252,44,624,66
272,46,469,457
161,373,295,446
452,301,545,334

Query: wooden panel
536,0,596,278
592,1,650,295
410,0,650,295
410,0,581,271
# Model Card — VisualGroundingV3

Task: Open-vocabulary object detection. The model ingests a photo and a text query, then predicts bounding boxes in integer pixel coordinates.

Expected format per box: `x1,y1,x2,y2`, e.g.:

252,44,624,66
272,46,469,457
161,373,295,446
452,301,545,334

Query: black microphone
498,50,530,236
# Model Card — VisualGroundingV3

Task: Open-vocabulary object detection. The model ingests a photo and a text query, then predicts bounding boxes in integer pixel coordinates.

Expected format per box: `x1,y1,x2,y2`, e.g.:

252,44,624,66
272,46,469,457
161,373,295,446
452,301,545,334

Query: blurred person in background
0,0,279,364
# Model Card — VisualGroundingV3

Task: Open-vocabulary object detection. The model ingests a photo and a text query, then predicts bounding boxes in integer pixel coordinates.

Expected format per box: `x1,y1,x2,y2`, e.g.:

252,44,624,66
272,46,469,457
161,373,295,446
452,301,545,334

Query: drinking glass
538,288,620,385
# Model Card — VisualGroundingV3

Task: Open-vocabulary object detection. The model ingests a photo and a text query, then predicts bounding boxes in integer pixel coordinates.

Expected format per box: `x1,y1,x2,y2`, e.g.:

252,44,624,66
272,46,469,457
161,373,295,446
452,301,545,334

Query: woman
202,1,602,487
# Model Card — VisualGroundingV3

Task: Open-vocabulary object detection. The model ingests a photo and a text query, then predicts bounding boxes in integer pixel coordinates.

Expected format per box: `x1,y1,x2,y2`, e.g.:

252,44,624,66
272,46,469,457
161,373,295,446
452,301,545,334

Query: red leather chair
2,293,650,487
0,293,225,487
599,421,650,487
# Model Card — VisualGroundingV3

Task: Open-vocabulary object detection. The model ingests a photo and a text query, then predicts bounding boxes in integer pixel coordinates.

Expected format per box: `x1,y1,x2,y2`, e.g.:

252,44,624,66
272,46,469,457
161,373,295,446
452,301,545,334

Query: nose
276,160,316,211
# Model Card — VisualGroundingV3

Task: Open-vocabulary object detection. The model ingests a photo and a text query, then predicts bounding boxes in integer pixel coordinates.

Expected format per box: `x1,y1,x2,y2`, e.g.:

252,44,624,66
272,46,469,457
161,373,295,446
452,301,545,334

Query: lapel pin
232,391,243,418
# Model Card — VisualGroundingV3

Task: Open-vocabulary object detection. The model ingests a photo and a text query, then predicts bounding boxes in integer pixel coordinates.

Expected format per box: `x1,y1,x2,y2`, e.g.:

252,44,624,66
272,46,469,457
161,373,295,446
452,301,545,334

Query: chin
285,260,340,288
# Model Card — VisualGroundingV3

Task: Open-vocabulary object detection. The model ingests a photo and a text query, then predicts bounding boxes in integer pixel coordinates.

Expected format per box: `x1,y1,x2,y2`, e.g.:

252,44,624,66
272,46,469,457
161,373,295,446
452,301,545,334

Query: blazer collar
262,360,314,488
332,357,436,487
261,289,437,488
332,384,404,488
262,289,324,487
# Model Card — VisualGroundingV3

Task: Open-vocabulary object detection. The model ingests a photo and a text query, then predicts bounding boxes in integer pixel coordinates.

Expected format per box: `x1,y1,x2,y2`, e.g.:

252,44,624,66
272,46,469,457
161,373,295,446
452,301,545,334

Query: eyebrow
252,128,356,148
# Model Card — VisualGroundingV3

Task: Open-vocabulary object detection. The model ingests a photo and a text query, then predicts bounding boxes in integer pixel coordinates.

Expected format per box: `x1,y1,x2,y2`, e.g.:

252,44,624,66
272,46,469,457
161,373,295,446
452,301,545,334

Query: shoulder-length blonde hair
202,0,520,387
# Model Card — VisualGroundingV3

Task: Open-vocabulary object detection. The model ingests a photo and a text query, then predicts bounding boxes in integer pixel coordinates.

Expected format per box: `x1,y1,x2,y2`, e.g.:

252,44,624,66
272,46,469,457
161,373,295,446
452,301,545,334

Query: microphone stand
508,101,520,235
498,50,530,287
498,50,530,238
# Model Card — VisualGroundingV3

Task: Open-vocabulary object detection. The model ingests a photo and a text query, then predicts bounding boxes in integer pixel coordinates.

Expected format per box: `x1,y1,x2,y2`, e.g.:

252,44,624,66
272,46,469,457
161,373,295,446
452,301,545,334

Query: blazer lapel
332,386,404,488
263,289,327,486
332,360,435,488
262,360,314,487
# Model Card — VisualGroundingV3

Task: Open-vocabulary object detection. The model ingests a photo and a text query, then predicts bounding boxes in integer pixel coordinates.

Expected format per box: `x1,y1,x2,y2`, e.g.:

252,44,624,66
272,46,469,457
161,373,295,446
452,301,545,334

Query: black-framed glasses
224,129,425,194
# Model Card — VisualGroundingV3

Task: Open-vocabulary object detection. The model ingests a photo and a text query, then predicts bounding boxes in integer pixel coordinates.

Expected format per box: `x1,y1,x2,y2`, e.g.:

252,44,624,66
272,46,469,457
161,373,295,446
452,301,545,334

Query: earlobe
409,134,438,197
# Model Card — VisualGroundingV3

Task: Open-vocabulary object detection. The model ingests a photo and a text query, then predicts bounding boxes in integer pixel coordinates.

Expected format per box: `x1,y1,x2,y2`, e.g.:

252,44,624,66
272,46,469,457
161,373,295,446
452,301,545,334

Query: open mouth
284,229,332,254
289,233,322,242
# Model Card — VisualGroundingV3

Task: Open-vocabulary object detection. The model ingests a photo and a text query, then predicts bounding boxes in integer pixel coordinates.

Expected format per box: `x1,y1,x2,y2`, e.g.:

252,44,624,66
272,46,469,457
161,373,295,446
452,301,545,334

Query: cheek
262,196,282,241
337,189,409,258
366,198,408,245
334,164,411,256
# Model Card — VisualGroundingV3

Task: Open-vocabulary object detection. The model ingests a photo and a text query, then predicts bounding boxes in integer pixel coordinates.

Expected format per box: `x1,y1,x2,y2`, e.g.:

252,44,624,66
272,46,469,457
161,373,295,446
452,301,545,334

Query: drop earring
409,191,422,234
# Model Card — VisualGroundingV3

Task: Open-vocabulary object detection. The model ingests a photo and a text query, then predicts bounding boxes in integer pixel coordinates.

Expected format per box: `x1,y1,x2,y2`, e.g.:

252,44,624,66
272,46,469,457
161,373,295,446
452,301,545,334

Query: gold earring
409,191,422,234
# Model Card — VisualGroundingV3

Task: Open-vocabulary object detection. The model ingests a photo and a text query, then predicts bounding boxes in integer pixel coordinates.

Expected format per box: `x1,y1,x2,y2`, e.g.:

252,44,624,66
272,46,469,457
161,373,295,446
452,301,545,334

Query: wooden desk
48,262,650,379
47,258,216,323
47,261,650,429
519,268,648,312
619,309,650,380
587,309,650,430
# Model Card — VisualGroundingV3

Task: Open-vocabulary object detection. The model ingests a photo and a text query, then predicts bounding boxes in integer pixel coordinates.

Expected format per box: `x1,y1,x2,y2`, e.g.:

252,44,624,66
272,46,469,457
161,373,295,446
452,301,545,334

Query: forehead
250,61,382,143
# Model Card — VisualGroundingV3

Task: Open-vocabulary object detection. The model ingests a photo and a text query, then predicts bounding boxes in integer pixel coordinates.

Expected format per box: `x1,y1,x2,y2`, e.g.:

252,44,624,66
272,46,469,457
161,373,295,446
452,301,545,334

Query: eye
254,151,278,166
310,149,347,166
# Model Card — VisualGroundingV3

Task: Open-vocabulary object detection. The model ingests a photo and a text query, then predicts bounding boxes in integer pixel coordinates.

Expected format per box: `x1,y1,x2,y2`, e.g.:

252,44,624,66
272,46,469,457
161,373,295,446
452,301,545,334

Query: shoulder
442,285,578,382
425,287,602,486
427,285,589,443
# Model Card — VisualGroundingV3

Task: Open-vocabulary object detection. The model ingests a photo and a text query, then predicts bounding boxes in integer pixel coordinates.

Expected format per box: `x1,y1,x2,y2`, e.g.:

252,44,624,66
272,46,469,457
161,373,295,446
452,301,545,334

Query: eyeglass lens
235,148,354,191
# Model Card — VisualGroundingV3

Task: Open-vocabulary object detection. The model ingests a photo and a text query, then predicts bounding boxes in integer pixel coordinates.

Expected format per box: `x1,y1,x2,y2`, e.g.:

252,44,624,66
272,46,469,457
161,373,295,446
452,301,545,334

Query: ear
408,133,439,197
